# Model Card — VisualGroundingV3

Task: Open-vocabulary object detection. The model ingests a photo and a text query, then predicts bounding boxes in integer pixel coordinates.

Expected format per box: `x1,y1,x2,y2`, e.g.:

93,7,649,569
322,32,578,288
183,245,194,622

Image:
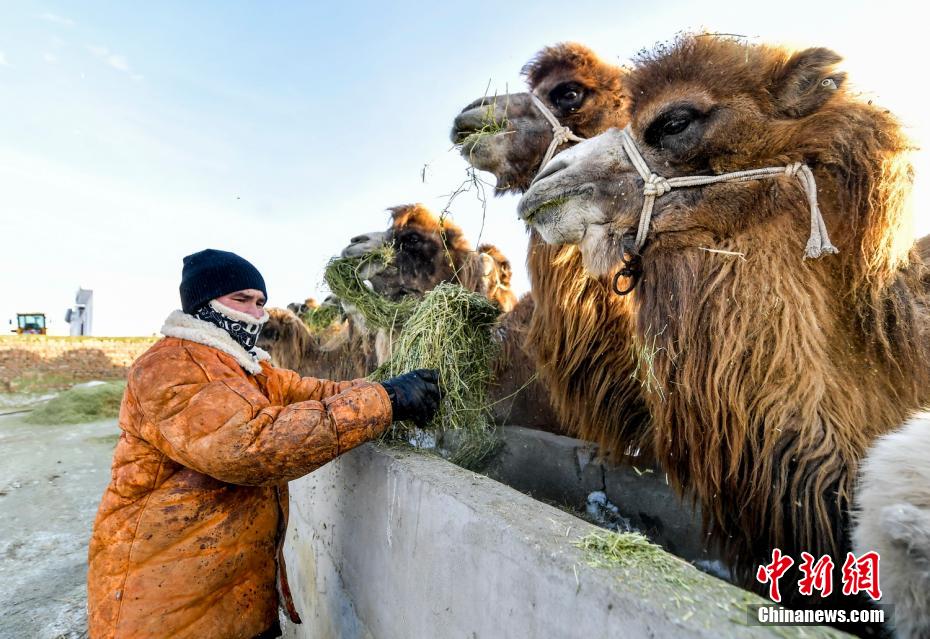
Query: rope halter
530,94,586,175
617,126,839,260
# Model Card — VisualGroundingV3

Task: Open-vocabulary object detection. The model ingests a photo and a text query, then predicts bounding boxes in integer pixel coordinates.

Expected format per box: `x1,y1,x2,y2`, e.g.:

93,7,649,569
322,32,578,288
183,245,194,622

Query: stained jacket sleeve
271,364,368,405
130,346,393,485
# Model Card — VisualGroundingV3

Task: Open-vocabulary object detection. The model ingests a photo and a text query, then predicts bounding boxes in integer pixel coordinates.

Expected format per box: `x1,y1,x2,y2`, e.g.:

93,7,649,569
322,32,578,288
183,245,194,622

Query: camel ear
771,48,846,118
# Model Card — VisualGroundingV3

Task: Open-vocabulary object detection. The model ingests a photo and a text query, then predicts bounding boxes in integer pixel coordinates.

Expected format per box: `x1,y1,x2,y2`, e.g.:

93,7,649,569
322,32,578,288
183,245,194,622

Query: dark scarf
194,304,264,352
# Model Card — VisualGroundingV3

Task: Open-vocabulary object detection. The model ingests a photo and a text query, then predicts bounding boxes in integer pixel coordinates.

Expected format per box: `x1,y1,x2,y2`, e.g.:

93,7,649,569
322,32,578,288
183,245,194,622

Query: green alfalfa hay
301,301,342,334
369,282,502,469
574,530,683,572
323,247,417,333
573,530,786,628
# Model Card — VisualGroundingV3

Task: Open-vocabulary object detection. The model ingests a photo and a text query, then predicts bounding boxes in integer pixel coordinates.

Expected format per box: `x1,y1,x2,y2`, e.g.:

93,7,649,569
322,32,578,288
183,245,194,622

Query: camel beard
194,300,270,352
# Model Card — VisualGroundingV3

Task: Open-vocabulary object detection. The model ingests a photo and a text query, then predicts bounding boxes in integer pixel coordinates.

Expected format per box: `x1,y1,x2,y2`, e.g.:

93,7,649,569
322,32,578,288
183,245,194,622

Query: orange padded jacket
87,315,391,639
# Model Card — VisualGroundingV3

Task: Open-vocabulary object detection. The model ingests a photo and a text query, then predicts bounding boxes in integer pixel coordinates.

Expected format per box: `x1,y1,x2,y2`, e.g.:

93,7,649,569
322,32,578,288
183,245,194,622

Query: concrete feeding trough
281,436,848,638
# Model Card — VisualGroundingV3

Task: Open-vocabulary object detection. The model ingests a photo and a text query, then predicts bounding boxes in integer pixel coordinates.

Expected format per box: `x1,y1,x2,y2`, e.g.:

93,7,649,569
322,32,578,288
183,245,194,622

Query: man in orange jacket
87,249,441,639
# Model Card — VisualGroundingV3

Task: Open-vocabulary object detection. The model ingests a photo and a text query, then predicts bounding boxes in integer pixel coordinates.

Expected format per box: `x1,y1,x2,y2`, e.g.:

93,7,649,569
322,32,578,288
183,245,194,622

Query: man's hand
380,369,442,426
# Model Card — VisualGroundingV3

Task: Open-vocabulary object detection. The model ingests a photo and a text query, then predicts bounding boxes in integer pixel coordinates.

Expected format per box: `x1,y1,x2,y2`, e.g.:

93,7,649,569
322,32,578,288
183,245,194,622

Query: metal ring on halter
611,252,642,296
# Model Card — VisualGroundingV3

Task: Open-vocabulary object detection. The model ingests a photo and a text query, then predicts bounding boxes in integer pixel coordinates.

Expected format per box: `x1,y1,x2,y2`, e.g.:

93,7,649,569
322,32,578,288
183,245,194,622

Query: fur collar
161,310,271,374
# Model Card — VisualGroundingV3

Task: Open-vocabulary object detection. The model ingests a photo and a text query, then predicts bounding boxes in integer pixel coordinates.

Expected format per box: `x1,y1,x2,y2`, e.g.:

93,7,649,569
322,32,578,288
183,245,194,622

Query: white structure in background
65,288,93,336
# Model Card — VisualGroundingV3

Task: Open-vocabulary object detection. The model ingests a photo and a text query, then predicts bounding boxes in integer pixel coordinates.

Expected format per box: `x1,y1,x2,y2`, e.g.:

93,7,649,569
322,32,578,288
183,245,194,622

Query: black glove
380,369,442,426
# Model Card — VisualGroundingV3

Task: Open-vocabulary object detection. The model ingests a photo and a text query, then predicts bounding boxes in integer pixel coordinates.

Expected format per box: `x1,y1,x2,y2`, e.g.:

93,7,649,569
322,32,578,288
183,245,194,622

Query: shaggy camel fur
489,293,562,432
519,36,930,594
453,44,650,458
854,415,930,639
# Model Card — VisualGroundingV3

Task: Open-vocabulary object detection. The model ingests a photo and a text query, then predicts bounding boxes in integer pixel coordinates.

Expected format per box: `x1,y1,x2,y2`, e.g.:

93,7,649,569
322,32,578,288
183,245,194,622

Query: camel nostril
349,234,368,244
451,111,484,142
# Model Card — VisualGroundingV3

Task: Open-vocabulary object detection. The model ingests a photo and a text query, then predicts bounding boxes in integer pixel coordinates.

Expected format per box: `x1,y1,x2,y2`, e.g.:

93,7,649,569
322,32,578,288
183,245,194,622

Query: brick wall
0,335,160,392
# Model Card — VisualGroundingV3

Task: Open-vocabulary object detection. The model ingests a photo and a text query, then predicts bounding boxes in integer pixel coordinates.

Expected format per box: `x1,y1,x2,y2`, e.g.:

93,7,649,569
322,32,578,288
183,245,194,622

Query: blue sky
2,1,927,335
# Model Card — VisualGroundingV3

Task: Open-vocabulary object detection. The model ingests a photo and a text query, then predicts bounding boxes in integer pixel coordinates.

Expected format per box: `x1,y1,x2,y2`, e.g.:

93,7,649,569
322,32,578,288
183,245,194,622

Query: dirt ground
0,410,119,639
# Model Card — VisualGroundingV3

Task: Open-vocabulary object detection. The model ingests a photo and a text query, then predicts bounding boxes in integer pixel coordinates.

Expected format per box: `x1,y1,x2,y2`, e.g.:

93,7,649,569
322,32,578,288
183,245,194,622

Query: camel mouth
519,183,594,223
454,128,514,158
520,196,572,227
451,103,511,156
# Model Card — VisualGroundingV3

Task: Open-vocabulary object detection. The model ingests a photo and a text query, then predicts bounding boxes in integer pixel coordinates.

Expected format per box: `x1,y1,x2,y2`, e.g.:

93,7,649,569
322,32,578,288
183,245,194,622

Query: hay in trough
371,282,502,469
26,381,126,425
574,530,682,571
323,247,417,333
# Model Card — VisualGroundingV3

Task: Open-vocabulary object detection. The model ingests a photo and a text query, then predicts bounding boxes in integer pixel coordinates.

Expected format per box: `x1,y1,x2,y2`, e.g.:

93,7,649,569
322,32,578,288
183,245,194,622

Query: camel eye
549,83,586,112
663,117,690,136
643,105,704,149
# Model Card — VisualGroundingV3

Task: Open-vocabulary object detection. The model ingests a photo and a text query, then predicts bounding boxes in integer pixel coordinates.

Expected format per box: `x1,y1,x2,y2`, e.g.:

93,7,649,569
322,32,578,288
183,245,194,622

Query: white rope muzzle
530,94,586,175
618,126,839,260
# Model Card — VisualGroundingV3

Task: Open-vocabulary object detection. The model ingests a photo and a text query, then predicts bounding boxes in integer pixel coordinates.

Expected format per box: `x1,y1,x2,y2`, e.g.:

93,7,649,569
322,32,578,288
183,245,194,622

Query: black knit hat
179,249,268,314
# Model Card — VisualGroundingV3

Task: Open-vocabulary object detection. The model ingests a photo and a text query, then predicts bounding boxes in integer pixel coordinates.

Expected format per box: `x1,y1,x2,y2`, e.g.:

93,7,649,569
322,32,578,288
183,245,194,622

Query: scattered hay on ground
25,381,126,425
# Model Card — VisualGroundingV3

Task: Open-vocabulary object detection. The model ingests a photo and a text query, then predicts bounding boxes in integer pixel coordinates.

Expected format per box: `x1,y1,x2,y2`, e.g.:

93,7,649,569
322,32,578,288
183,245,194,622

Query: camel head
451,43,626,195
342,203,470,299
460,243,518,312
519,36,914,287
286,297,318,317
341,204,518,310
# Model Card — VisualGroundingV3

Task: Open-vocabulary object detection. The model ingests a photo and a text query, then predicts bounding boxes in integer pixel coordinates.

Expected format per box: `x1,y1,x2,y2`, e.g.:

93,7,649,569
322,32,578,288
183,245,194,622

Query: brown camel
342,203,516,312
256,306,374,381
518,34,930,602
452,43,626,196
340,204,560,430
260,203,516,378
452,44,650,458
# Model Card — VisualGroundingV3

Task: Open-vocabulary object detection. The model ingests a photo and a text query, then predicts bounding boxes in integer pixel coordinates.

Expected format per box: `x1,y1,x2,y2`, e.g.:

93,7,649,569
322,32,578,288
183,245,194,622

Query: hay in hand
371,283,502,469
323,247,417,333
26,381,126,425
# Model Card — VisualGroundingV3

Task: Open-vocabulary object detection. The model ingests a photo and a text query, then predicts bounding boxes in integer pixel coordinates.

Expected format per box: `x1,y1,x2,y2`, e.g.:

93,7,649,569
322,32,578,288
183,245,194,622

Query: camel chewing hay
324,247,416,332
454,99,510,156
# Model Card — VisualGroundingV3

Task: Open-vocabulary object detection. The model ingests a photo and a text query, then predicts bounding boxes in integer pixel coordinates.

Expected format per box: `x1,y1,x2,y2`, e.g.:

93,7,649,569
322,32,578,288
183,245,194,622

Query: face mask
194,300,269,352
